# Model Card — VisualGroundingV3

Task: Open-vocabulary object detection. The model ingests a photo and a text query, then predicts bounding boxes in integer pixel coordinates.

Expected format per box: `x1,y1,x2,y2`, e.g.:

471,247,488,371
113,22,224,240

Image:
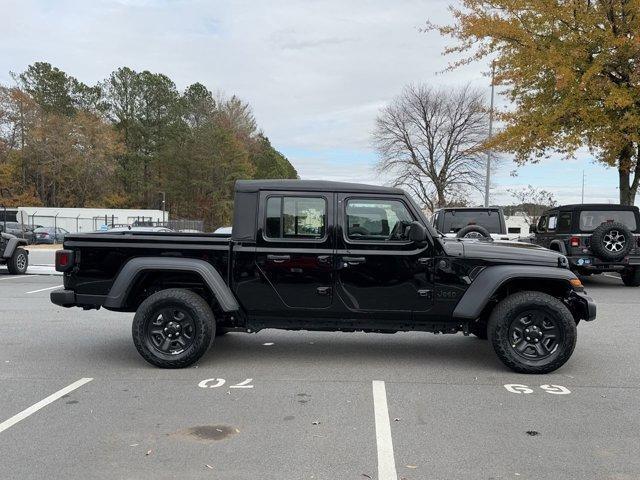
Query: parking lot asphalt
0,271,638,480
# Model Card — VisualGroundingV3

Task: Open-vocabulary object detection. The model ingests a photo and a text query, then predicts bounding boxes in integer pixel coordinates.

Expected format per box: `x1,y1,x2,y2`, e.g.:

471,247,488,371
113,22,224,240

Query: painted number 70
198,378,254,389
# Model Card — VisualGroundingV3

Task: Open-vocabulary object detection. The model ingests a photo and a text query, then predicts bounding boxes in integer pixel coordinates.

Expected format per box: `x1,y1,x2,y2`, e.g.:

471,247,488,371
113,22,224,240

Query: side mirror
408,221,428,243
529,225,537,234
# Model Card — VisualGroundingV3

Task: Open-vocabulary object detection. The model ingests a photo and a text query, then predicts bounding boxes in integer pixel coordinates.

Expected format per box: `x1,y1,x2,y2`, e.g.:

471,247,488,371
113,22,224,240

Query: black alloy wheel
488,291,577,374
146,307,197,355
507,310,563,360
132,288,215,368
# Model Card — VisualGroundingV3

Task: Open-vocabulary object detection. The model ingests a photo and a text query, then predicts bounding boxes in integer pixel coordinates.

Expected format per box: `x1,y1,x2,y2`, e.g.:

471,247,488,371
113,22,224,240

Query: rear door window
579,211,638,232
265,196,327,239
547,214,558,231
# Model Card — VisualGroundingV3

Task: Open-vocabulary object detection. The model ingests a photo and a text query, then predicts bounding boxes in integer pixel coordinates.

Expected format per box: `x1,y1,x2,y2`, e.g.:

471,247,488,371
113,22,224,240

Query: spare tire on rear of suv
456,225,491,239
590,222,633,261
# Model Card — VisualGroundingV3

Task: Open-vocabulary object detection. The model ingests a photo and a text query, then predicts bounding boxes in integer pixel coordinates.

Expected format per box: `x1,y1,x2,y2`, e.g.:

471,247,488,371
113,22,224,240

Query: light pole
485,61,495,208
159,191,166,224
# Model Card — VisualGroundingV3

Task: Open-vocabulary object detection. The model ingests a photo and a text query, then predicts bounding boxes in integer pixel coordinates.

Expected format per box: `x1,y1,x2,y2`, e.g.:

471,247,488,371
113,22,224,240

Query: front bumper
571,291,597,321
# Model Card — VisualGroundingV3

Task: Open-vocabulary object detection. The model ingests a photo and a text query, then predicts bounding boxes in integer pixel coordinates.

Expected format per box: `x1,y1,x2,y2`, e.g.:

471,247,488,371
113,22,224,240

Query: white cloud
0,0,633,205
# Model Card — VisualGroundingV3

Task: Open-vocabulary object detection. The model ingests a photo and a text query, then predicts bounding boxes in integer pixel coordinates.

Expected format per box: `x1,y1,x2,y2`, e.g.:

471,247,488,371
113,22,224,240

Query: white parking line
25,285,63,294
372,380,398,480
0,275,29,281
0,378,93,434
603,274,620,280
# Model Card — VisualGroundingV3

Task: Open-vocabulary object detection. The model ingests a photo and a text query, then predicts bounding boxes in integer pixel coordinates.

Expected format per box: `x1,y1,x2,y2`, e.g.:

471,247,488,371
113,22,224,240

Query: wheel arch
453,265,578,322
2,238,28,259
103,257,239,312
548,239,567,255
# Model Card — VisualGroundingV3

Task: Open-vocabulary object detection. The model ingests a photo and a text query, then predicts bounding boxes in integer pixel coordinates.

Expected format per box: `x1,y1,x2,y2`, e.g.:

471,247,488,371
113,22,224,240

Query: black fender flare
103,257,240,312
548,239,567,255
452,265,579,320
2,238,28,259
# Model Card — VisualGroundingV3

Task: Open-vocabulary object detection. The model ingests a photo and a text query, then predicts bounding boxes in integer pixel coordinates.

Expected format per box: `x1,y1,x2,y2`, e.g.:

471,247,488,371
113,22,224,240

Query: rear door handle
267,254,290,262
317,255,331,264
342,256,366,264
316,286,331,296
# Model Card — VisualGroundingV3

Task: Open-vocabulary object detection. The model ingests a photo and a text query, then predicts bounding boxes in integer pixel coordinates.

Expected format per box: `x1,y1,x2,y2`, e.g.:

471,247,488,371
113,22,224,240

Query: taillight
55,249,74,272
569,236,580,248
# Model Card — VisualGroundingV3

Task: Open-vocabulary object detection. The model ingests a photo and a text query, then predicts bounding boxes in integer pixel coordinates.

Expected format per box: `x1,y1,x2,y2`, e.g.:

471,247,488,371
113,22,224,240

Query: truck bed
62,231,232,306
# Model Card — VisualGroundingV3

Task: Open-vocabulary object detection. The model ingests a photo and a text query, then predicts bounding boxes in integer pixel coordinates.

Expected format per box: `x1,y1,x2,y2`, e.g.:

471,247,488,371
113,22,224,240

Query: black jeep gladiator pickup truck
52,180,596,373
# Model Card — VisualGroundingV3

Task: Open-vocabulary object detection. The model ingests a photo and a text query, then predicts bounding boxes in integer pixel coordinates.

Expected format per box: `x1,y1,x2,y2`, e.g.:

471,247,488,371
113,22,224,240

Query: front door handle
342,256,366,264
267,254,290,262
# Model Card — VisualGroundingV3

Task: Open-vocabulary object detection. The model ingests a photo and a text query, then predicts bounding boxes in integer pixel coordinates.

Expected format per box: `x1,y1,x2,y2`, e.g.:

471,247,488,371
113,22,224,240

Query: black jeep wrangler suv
531,204,640,286
51,180,596,373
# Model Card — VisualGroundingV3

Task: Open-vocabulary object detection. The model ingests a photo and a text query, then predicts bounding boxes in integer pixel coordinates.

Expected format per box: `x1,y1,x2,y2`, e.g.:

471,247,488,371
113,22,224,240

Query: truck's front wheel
488,291,577,374
132,289,215,368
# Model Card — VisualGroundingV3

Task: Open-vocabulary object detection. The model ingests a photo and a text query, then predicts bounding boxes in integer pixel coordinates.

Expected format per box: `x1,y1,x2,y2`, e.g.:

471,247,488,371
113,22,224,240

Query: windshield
579,210,638,232
442,210,502,234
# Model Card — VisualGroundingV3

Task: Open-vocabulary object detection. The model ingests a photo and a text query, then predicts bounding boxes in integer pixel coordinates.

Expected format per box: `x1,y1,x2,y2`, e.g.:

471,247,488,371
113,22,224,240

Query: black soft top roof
235,179,404,195
551,204,640,212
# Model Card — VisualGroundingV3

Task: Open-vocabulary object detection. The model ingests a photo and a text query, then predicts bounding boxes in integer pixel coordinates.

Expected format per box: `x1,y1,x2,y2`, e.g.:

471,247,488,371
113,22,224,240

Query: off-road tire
7,247,28,274
590,222,633,261
621,267,640,287
132,288,215,368
468,320,488,340
488,291,577,374
457,225,491,239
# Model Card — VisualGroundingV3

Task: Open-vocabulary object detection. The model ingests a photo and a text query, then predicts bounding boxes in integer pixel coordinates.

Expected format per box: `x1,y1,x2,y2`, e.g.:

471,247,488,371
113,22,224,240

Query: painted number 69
504,384,571,395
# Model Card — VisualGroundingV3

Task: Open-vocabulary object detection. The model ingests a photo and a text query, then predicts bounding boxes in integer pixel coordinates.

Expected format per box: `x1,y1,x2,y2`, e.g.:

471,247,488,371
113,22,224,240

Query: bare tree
504,185,557,226
374,84,489,211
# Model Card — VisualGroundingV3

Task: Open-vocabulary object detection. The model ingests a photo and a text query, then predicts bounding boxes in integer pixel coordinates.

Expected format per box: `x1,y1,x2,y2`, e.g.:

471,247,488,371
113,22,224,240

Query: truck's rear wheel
132,288,215,368
7,247,28,274
488,291,577,374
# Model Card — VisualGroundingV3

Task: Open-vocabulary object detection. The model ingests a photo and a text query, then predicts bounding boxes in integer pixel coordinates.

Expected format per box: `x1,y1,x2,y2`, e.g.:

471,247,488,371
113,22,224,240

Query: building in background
503,212,531,236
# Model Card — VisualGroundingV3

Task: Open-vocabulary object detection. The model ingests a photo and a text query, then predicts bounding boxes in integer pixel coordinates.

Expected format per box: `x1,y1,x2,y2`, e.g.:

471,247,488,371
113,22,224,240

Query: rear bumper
51,289,105,309
568,255,640,270
51,289,76,307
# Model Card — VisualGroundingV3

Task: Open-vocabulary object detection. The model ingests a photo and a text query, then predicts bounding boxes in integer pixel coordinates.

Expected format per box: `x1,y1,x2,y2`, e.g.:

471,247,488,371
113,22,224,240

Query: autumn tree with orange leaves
429,0,640,205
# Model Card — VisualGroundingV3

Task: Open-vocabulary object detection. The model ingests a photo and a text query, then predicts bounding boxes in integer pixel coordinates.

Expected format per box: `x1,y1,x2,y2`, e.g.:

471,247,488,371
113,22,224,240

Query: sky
0,0,629,206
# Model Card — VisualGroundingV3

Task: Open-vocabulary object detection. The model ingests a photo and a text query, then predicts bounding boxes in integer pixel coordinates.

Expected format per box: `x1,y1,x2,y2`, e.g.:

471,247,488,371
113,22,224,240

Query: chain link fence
25,214,204,233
